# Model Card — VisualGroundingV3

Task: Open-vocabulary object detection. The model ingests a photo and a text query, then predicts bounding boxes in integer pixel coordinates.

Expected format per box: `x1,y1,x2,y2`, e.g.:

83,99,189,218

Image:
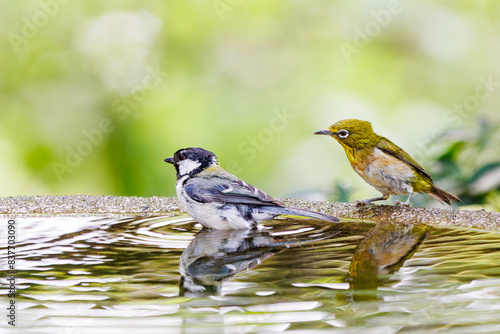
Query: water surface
1,215,500,333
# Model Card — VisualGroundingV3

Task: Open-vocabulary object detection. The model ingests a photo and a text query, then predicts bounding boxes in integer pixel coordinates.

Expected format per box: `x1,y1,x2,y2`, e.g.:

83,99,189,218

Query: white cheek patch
178,159,201,175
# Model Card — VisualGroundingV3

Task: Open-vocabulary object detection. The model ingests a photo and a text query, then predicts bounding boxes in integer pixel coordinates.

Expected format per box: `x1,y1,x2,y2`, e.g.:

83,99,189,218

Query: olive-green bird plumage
314,119,460,206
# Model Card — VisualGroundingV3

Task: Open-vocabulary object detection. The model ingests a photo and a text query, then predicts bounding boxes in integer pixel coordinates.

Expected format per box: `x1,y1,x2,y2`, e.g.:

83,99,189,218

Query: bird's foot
394,200,411,207
353,200,365,207
353,199,372,207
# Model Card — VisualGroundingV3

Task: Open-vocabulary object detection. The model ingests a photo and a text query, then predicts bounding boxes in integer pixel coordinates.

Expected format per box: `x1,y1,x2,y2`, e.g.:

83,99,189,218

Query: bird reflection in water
347,221,432,300
179,224,340,297
178,219,431,299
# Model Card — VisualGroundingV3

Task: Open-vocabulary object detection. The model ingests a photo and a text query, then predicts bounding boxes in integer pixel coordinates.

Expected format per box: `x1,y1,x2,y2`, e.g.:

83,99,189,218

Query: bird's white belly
185,201,255,229
176,179,266,229
356,149,415,196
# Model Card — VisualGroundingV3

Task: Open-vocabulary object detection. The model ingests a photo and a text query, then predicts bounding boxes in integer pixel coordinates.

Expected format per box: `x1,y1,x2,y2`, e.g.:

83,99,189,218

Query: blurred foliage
431,120,500,210
0,1,499,210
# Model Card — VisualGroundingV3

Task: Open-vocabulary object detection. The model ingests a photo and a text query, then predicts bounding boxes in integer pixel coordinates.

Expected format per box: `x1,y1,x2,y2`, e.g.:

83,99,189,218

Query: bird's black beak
313,129,335,136
164,157,174,164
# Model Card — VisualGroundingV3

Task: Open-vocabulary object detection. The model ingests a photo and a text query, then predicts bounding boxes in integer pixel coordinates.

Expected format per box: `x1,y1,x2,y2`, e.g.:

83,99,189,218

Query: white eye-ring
338,129,349,139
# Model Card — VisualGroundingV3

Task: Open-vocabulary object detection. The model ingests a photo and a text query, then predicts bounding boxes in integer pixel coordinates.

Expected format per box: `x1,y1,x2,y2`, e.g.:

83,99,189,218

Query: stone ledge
0,195,183,217
283,198,500,232
1,195,499,232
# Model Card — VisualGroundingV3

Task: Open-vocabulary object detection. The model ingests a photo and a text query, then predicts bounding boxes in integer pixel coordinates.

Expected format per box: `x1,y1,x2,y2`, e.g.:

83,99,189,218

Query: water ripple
1,216,500,332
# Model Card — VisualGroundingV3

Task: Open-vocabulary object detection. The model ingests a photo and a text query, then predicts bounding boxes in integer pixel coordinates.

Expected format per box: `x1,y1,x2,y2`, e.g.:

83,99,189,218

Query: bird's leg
395,191,412,207
354,194,389,207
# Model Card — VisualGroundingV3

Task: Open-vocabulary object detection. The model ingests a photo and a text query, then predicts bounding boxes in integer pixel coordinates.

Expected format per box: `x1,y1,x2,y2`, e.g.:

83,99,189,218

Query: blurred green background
1,1,500,210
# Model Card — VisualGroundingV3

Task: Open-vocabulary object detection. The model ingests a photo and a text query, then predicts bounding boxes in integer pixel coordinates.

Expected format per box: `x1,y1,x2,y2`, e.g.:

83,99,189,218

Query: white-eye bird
165,147,339,229
314,119,461,206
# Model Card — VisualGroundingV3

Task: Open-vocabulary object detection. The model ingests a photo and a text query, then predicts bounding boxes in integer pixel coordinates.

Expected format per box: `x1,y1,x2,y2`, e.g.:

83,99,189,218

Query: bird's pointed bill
314,129,335,136
164,157,174,164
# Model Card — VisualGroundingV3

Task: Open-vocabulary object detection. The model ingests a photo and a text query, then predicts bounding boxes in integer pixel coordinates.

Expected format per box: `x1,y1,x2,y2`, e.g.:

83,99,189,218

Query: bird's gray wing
183,177,283,206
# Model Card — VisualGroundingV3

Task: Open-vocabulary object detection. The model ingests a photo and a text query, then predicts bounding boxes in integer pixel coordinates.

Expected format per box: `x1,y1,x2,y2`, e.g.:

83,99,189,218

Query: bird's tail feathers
264,206,339,223
429,186,461,205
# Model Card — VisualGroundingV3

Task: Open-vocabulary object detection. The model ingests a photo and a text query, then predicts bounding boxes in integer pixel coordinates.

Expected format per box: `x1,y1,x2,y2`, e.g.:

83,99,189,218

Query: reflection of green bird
314,119,461,206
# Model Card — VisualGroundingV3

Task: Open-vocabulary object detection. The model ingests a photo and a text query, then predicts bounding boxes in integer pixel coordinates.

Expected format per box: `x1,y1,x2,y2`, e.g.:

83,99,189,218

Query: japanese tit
164,147,339,229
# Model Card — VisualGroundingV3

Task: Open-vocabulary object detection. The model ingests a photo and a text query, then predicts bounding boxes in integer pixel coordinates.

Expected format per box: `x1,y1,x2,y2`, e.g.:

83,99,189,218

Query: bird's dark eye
338,130,349,139
178,152,187,160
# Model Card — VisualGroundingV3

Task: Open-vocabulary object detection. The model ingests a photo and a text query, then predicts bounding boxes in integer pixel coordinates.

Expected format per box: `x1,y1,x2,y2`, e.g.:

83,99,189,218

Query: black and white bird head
165,147,218,177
